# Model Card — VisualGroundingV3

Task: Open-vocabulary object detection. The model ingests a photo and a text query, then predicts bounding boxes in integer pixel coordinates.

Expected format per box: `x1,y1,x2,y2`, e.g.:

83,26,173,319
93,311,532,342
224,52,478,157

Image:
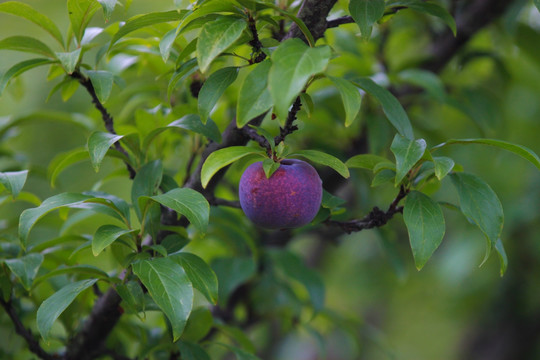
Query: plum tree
239,159,323,229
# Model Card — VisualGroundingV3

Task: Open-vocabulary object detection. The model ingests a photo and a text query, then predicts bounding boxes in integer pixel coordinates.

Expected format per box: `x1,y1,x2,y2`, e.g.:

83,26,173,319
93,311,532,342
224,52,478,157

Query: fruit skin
239,159,323,229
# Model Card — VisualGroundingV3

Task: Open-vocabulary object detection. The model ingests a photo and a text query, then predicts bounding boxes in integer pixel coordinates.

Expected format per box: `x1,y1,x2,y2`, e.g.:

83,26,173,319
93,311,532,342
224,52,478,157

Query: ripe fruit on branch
239,159,323,229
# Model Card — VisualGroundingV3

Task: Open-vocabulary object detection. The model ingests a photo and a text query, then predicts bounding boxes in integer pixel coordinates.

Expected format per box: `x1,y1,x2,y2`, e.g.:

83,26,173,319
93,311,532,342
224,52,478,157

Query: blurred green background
1,0,540,359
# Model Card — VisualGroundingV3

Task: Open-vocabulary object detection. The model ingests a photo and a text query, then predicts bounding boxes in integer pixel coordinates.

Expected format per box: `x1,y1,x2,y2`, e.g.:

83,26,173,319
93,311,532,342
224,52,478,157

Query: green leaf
197,16,247,73
132,258,193,341
237,60,273,128
390,134,427,185
0,58,54,95
110,10,184,49
132,160,163,220
212,257,255,305
291,150,350,178
269,39,331,122
354,77,414,139
269,249,325,311
432,138,540,171
168,58,198,100
200,146,265,188
87,131,124,172
0,1,64,46
328,76,362,127
0,36,55,58
432,156,454,180
116,280,145,314
181,307,213,342
349,0,385,39
68,0,102,43
171,252,219,304
165,114,222,144
403,191,445,270
48,149,89,188
97,0,117,21
4,253,43,291
178,341,211,360
92,225,136,256
33,265,110,287
388,0,456,36
176,38,198,66
0,170,28,198
371,169,395,187
398,69,446,101
160,28,177,63
55,48,82,74
346,154,389,171
87,70,114,103
262,158,280,179
495,238,508,276
144,188,210,233
19,193,93,249
37,279,97,341
198,67,238,124
449,172,504,263
535,0,540,13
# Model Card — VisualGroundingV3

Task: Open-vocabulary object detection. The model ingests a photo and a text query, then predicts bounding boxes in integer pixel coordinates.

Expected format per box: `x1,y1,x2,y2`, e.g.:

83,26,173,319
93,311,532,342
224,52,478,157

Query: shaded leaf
0,1,64,46
269,39,331,122
450,172,504,263
237,60,273,128
201,146,265,188
0,36,55,58
110,10,184,49
199,67,238,124
132,160,163,220
33,265,110,287
48,148,89,188
495,238,508,276
0,58,54,95
390,134,426,185
144,114,222,147
197,16,247,73
87,70,114,103
433,156,454,180
132,258,193,341
55,48,82,74
328,76,362,127
92,225,136,256
97,0,117,21
388,0,456,35
346,154,389,171
291,150,350,178
4,253,43,291
403,191,445,270
87,131,124,172
212,257,255,305
398,69,446,101
168,58,198,100
432,138,540,171
143,188,210,233
37,279,97,341
178,341,211,360
349,0,385,39
354,77,414,139
19,193,93,249
68,0,101,43
160,28,177,62
171,252,219,304
0,170,28,197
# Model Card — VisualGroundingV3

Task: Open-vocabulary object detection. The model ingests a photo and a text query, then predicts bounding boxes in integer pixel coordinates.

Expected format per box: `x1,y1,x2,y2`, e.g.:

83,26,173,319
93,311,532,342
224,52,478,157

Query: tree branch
324,186,409,234
70,70,136,179
284,0,338,42
0,298,56,360
274,96,301,145
326,16,354,29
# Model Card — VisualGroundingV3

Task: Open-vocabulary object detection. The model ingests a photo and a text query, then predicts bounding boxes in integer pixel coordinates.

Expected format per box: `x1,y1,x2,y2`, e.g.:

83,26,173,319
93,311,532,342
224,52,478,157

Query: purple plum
239,159,323,229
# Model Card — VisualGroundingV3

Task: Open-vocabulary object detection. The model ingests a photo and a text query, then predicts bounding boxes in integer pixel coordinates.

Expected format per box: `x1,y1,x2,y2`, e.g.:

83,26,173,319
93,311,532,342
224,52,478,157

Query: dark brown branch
275,96,301,145
325,186,408,234
247,12,267,63
211,198,241,208
241,126,272,154
0,298,56,360
326,16,354,29
284,0,338,43
70,70,136,179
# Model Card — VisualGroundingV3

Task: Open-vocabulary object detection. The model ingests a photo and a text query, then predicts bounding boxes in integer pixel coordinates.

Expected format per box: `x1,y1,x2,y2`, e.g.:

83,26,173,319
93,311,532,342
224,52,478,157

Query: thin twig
70,70,136,179
241,126,272,154
325,186,409,234
326,16,354,28
274,96,301,145
0,298,56,360
211,198,241,208
247,12,267,63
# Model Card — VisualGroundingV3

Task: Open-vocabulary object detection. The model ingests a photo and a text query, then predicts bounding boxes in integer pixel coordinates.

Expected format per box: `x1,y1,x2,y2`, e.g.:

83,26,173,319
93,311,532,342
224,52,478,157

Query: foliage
0,0,540,359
